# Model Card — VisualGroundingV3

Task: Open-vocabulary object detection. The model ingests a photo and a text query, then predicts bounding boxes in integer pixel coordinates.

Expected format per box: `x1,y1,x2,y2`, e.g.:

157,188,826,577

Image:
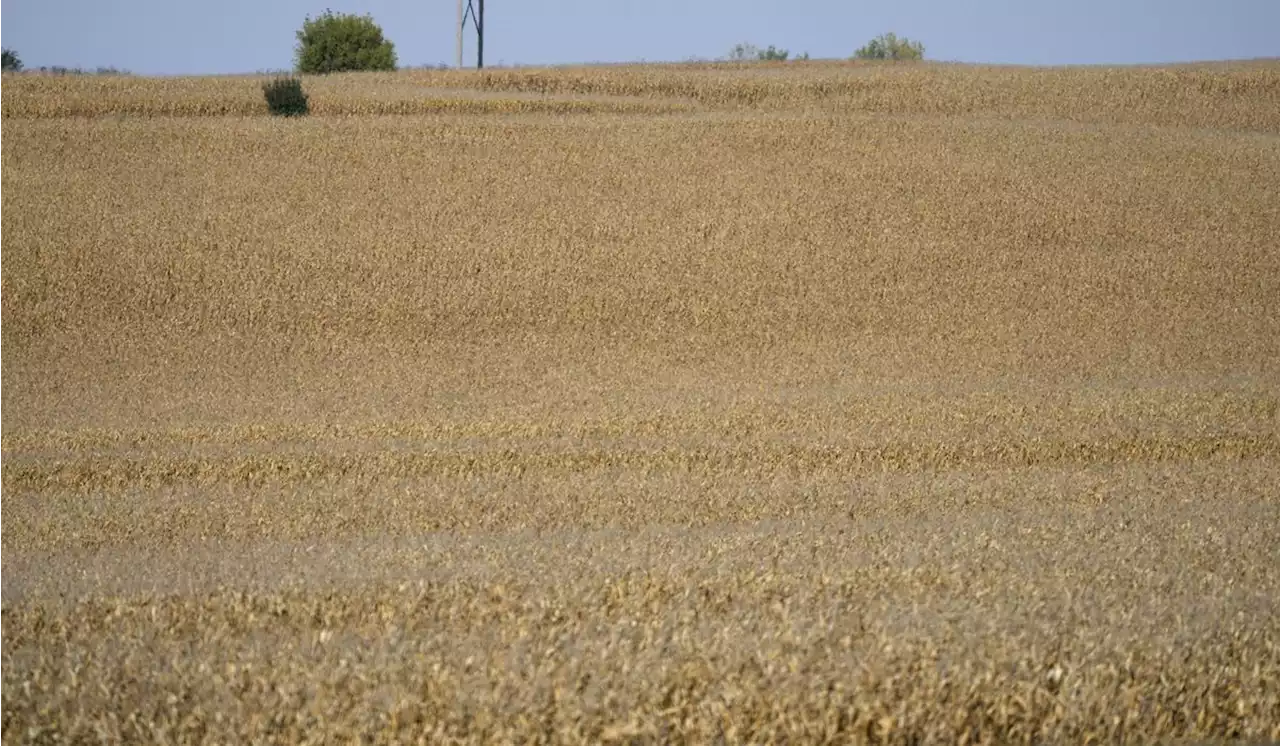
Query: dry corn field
3,60,1280,744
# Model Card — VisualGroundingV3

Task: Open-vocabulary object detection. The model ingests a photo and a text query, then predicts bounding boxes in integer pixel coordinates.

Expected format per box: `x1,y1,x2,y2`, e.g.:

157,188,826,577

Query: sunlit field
3,60,1279,743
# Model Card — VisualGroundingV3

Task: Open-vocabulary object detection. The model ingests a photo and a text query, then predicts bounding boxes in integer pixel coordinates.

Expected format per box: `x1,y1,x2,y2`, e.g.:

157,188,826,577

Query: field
3,60,1279,743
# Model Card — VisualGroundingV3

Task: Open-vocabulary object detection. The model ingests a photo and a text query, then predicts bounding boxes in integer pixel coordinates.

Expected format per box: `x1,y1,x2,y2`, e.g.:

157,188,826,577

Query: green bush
852,32,925,61
262,76,310,117
295,9,397,74
2,48,23,72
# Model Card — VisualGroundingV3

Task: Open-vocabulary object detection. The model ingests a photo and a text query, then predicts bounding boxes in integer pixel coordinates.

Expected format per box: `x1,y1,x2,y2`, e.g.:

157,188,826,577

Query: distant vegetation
31,66,132,75
2,49,131,75
295,9,397,74
2,48,23,72
852,32,926,61
723,33,925,64
726,43,809,62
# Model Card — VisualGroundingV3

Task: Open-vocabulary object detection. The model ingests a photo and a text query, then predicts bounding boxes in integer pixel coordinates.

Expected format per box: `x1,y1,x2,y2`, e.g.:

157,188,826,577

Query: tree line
727,33,924,63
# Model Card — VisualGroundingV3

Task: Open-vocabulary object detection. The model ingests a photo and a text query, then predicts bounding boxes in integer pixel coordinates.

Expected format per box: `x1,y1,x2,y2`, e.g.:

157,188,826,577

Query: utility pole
458,0,486,69
477,0,485,69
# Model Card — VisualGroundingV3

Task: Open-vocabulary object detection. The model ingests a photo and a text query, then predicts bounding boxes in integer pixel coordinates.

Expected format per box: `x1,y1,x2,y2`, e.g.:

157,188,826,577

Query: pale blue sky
2,0,1278,74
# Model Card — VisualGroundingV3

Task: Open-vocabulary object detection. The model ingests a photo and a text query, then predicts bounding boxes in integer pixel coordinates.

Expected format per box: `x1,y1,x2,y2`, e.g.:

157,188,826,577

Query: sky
2,0,1278,75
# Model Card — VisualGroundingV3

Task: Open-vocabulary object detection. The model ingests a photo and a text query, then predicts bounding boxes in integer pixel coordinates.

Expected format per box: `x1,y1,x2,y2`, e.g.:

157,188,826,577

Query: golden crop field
2,60,1279,743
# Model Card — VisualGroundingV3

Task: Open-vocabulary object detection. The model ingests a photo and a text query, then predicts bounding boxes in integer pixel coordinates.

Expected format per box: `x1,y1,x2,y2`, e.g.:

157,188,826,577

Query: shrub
852,32,925,61
262,76,310,117
2,48,23,72
295,9,397,74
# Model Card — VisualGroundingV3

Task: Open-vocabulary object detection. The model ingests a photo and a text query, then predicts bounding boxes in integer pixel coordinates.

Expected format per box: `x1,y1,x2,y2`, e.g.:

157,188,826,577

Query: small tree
852,32,925,61
727,42,761,61
2,48,23,72
295,9,397,74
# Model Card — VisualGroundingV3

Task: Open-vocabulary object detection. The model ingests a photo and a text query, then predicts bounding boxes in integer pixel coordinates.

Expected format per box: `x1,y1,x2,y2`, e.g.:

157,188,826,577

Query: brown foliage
3,61,1279,743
